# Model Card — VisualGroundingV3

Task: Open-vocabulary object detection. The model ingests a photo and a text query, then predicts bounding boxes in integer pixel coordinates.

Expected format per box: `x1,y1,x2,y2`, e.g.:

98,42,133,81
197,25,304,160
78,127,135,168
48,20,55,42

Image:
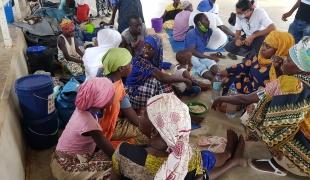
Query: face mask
237,14,245,19
198,22,208,33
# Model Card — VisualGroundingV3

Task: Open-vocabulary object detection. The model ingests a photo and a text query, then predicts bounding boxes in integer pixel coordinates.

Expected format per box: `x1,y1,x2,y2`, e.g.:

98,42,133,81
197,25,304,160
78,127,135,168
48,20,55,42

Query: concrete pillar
0,0,13,48
13,0,22,19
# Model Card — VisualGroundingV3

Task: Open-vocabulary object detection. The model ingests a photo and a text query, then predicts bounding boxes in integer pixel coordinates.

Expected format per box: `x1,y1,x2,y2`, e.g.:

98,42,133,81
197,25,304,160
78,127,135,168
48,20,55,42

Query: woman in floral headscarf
57,19,84,76
212,37,310,177
112,93,248,180
221,30,295,95
125,35,192,111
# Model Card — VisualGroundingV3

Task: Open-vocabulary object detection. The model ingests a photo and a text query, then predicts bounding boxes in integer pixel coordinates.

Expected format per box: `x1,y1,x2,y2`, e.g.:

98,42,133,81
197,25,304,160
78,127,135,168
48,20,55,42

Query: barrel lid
26,46,47,54
15,74,53,91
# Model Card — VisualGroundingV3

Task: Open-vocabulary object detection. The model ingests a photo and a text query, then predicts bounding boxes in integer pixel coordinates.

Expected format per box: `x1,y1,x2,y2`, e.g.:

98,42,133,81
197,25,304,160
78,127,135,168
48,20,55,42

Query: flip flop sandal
211,52,226,59
249,159,287,176
227,53,238,60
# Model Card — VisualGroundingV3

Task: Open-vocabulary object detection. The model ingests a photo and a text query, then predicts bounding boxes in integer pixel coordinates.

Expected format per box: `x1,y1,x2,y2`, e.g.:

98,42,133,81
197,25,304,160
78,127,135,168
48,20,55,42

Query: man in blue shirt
185,13,219,81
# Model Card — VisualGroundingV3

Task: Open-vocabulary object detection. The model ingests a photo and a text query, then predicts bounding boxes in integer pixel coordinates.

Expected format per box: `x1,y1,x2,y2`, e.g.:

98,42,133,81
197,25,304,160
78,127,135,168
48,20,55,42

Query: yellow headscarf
102,48,132,75
258,31,295,80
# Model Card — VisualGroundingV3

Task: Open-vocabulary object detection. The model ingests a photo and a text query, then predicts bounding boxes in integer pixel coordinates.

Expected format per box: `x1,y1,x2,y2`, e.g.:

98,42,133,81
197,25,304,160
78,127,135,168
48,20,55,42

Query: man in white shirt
224,0,276,59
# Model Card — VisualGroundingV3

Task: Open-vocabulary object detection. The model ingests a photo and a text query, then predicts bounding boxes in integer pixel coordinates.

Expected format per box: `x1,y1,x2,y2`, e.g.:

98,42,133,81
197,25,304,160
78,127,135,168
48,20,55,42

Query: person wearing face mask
224,0,276,60
184,13,220,82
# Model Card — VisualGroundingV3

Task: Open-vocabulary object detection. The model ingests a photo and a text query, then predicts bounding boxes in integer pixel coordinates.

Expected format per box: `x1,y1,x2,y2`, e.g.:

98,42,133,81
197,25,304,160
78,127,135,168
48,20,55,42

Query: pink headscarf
147,93,192,180
75,77,115,110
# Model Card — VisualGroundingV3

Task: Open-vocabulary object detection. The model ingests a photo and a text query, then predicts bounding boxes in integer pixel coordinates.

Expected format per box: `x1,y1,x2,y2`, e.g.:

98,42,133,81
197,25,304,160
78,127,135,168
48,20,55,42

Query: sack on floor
56,77,80,128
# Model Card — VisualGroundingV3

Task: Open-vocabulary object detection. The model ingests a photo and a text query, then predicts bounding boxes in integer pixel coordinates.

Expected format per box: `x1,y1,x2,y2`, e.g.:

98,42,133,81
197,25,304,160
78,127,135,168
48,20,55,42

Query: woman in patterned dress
221,31,295,95
212,37,310,177
125,35,192,111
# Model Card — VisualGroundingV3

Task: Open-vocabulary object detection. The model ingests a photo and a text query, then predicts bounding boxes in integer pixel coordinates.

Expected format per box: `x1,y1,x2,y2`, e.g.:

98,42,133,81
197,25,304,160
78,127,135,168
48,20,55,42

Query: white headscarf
146,93,192,180
83,29,122,80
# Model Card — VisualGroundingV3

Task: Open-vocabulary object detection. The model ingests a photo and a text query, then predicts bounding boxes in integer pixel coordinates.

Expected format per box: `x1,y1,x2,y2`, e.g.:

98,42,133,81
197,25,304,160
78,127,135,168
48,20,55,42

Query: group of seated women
52,7,309,178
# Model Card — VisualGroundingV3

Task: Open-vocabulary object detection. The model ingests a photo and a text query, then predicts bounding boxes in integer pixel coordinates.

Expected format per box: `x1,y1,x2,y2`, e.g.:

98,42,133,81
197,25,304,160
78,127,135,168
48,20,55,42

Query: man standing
184,13,219,81
121,16,146,56
282,0,310,42
224,0,276,59
109,0,144,33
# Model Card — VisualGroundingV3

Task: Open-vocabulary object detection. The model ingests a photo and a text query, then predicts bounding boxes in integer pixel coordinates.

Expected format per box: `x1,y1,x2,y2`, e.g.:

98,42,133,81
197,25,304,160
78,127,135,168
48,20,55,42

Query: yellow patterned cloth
257,31,295,80
247,74,310,176
112,143,203,179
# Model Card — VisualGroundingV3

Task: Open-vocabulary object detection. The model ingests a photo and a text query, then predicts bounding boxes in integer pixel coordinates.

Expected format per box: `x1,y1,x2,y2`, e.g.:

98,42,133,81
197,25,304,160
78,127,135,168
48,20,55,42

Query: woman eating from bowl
112,93,248,180
212,37,310,177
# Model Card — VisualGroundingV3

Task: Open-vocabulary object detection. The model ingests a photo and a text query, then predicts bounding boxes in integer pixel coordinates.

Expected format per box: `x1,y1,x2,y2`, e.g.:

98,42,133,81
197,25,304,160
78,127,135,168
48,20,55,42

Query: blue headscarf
125,35,163,92
197,0,214,12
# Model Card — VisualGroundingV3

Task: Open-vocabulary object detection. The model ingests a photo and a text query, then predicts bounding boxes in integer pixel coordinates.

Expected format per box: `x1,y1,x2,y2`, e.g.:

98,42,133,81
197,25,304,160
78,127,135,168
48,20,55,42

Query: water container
23,111,59,149
226,83,238,119
212,73,222,92
15,75,55,121
26,47,54,73
4,1,14,23
151,18,163,33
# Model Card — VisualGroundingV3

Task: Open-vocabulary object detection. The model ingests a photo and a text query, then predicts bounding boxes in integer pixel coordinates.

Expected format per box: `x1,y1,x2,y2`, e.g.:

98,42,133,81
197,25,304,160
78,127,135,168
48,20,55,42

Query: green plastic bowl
187,102,208,115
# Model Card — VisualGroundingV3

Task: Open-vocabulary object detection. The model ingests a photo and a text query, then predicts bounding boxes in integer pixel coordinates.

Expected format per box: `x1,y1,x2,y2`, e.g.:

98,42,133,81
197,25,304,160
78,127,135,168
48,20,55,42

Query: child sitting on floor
173,50,202,96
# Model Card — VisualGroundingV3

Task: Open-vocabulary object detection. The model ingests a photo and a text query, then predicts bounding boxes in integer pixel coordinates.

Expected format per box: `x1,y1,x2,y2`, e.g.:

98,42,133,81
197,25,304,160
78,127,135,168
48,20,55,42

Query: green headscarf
102,48,132,75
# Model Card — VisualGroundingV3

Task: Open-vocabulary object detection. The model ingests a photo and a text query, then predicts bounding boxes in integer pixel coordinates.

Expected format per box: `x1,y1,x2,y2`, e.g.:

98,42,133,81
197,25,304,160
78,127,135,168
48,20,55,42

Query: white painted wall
0,29,29,180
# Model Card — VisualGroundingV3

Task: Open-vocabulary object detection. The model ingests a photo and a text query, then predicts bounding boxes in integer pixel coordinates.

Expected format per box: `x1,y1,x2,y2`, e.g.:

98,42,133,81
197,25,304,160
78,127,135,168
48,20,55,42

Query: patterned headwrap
75,77,115,110
289,36,310,72
60,19,75,34
144,35,163,68
125,35,163,91
147,93,192,180
258,30,295,80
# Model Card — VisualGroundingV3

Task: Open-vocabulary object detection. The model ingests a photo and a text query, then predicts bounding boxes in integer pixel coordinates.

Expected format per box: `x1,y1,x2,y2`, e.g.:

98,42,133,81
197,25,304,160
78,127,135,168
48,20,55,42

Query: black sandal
227,53,238,60
210,52,226,59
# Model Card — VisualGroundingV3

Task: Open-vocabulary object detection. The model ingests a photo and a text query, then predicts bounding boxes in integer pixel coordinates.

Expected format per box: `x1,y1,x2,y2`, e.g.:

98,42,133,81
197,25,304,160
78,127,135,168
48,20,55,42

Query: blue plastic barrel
4,2,14,23
23,111,59,149
15,75,54,121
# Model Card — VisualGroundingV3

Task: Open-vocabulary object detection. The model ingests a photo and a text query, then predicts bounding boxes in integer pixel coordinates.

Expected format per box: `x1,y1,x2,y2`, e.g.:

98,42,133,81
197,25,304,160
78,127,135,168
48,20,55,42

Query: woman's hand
220,69,229,77
211,97,224,110
184,78,192,88
272,55,284,67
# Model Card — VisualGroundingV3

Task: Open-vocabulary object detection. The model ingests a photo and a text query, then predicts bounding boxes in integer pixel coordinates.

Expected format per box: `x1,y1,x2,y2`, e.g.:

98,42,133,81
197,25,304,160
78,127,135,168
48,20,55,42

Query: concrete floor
26,0,309,180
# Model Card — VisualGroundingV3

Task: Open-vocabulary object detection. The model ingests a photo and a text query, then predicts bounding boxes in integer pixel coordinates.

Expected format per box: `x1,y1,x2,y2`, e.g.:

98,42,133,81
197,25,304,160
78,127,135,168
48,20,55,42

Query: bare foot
231,135,247,167
225,129,239,158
